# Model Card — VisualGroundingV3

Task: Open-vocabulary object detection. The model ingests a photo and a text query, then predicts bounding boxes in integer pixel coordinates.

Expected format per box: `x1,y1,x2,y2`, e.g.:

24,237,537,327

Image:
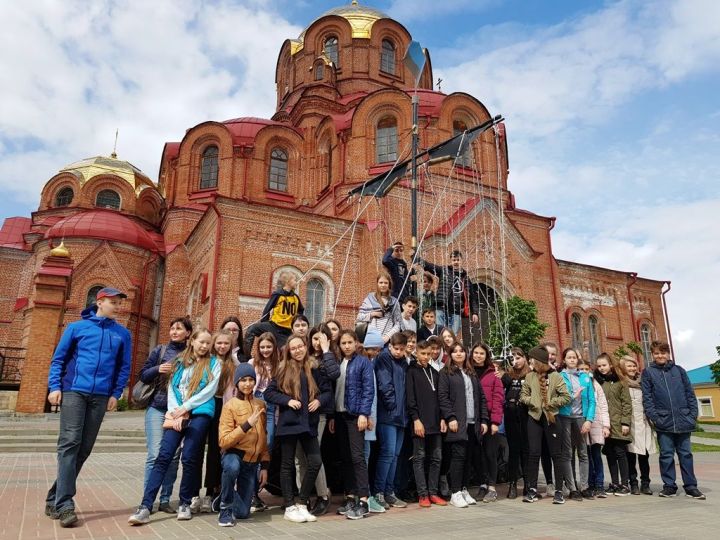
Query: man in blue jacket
382,242,409,302
641,341,705,500
45,287,133,526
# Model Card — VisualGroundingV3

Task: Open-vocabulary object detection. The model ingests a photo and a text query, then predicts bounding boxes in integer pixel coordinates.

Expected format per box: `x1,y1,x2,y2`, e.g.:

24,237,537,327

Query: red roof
163,142,181,162
45,210,164,254
404,89,446,118
222,117,298,146
429,196,481,237
0,217,31,249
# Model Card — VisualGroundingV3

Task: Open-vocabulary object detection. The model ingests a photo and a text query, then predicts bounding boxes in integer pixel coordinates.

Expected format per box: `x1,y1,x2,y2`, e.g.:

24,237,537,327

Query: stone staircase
0,411,147,453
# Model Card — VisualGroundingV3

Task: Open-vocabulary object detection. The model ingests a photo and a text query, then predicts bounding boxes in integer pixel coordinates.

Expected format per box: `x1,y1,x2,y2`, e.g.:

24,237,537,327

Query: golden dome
291,1,390,55
59,155,152,191
49,240,71,258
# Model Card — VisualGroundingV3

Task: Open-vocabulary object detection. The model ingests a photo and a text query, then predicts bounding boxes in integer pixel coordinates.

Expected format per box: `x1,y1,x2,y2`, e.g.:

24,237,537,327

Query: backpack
131,345,167,408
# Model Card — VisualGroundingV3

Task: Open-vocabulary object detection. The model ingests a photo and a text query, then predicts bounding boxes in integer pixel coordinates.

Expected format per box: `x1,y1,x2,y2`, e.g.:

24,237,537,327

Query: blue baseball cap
96,287,127,299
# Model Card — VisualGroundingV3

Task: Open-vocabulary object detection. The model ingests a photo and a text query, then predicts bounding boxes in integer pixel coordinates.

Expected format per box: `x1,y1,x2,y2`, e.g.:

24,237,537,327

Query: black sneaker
553,490,565,504
595,487,608,498
507,482,518,499
346,500,367,520
522,488,539,503
606,483,617,495
476,485,488,501
615,485,630,496
337,498,355,516
640,483,653,495
58,508,78,528
569,490,583,502
581,488,595,500
158,501,175,514
45,503,57,518
685,488,706,500
631,483,641,495
311,497,330,516
250,494,267,512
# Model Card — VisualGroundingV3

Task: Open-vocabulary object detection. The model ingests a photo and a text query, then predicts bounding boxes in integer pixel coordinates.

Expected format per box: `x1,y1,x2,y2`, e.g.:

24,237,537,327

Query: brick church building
0,1,671,413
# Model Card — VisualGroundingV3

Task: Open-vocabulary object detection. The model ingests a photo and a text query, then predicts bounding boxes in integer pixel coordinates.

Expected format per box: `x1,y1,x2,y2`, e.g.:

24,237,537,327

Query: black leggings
336,413,370,498
279,433,321,506
628,451,651,486
604,438,629,486
481,431,500,485
505,404,529,482
526,414,563,491
463,427,483,488
447,440,467,493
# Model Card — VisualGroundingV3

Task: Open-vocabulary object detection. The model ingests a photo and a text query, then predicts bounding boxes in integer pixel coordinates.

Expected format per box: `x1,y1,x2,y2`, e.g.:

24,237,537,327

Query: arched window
571,312,583,351
85,285,105,308
376,116,398,163
314,63,324,81
588,315,601,362
95,189,120,209
55,187,74,207
640,323,653,365
305,278,325,326
381,39,395,74
200,145,219,189
324,36,339,66
453,119,473,168
268,148,288,191
319,136,332,188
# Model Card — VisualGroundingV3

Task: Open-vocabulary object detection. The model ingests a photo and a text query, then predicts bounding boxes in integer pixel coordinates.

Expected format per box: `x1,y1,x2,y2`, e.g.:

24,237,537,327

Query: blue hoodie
48,305,132,399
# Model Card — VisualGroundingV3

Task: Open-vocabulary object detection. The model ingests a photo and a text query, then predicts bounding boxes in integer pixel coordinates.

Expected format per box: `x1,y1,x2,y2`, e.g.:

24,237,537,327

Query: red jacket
477,367,505,426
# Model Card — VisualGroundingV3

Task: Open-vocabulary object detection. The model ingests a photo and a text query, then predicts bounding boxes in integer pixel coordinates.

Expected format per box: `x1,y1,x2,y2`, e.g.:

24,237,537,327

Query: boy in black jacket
406,340,447,507
244,272,304,352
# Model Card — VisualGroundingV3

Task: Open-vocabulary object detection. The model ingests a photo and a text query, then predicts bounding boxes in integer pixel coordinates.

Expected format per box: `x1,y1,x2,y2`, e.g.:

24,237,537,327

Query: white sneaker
461,488,477,505
200,495,212,513
284,505,307,523
177,503,192,520
296,504,317,522
189,496,202,514
450,491,469,508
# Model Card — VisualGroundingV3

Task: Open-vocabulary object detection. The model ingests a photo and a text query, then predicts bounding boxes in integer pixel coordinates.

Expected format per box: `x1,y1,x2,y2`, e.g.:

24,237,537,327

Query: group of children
42,277,705,530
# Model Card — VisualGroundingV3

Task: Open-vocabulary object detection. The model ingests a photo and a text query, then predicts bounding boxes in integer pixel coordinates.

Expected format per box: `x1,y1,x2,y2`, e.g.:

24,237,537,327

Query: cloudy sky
1,0,718,368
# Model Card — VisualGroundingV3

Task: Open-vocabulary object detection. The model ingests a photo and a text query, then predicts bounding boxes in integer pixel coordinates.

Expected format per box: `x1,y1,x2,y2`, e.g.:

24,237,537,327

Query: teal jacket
559,369,596,422
168,356,221,417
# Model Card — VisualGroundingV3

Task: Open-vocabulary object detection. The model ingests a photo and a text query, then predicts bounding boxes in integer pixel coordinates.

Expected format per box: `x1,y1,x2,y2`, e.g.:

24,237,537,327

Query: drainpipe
208,200,223,331
627,272,638,342
661,281,675,359
129,251,158,391
546,217,563,349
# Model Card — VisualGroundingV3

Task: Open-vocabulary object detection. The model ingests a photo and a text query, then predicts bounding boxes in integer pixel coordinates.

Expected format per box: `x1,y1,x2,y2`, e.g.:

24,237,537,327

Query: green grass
692,431,720,439
692,443,720,452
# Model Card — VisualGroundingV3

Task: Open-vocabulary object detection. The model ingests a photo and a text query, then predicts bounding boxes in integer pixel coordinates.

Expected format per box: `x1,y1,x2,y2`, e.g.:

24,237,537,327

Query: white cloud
0,0,301,204
437,0,720,138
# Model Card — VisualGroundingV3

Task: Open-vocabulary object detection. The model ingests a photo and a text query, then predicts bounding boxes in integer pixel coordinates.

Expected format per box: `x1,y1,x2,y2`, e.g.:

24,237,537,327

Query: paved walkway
1,449,716,540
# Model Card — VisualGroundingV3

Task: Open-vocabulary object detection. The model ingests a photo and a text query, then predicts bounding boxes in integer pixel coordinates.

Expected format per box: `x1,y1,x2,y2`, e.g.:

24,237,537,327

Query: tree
487,295,548,356
613,341,643,361
710,346,720,386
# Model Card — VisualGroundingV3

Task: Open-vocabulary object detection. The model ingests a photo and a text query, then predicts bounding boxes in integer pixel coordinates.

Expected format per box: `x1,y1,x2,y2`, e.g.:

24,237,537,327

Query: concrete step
0,428,145,437
0,441,147,453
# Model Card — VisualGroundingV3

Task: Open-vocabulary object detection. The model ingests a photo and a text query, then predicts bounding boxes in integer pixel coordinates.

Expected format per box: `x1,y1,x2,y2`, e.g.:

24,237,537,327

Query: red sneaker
418,496,431,508
429,495,448,506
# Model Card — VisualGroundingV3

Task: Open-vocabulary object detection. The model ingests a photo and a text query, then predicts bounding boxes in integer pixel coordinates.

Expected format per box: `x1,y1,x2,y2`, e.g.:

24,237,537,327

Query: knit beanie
363,330,384,349
234,363,256,386
528,346,549,365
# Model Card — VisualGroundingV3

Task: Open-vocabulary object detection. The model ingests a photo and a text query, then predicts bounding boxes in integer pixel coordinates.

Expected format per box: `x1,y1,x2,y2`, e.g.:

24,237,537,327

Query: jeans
375,424,405,495
46,392,108,512
567,417,589,491
603,438,629,486
412,434,442,497
436,310,461,335
526,414,563,491
448,440,467,492
553,416,576,492
220,453,257,519
144,406,180,504
254,391,276,451
141,414,212,508
337,413,370,497
279,433,321,506
628,451,651,486
588,444,604,489
463,427,483,489
656,431,697,492
296,414,329,497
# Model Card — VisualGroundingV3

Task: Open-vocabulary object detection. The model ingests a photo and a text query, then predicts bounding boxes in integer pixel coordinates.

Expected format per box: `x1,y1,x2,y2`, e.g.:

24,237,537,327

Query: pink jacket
479,368,505,426
589,379,610,445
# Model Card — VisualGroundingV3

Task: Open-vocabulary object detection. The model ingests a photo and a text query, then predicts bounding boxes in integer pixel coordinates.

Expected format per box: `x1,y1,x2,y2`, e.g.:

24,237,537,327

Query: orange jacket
218,397,270,465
